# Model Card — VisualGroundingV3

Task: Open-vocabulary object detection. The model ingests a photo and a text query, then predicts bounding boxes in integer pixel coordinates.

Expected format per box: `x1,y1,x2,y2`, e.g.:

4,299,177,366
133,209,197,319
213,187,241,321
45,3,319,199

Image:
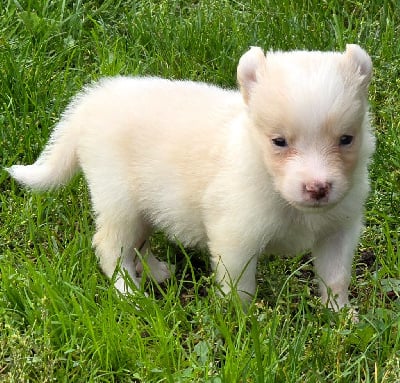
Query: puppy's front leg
312,221,362,310
208,238,258,303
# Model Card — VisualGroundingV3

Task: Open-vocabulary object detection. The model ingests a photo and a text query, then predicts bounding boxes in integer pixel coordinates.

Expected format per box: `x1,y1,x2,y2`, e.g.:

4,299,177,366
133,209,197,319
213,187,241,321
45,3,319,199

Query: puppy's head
237,45,375,211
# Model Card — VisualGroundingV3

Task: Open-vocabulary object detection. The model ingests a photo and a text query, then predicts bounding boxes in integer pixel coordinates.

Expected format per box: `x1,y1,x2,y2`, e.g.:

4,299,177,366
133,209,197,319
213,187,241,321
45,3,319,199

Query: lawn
1,0,399,382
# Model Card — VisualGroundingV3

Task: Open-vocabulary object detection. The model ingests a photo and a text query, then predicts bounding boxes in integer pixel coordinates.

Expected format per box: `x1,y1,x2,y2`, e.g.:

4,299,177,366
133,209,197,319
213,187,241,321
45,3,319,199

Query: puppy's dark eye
339,135,354,146
272,137,288,147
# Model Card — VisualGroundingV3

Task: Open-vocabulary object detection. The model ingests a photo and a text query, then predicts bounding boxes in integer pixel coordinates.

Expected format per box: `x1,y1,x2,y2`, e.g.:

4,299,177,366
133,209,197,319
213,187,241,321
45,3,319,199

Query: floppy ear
237,47,266,104
344,44,372,89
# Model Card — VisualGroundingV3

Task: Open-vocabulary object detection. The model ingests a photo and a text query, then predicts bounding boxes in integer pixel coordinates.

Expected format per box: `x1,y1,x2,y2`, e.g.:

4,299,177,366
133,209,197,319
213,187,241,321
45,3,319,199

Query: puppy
7,44,375,310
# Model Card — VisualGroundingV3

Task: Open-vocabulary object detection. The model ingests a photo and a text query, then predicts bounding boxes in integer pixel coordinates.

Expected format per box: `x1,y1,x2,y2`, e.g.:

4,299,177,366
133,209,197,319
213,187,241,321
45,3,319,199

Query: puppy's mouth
292,201,334,212
289,195,343,213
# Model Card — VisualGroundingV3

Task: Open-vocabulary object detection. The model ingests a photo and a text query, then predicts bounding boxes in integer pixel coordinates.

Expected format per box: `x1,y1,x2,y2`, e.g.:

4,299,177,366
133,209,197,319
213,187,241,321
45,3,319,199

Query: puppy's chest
264,216,325,255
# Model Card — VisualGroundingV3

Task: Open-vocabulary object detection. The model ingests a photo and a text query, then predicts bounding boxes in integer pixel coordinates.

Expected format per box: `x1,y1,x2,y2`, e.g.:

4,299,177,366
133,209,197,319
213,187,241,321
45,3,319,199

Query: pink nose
304,181,331,201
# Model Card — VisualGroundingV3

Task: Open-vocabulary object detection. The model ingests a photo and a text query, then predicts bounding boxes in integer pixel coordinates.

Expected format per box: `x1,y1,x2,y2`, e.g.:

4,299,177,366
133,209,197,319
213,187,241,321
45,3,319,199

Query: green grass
1,0,400,381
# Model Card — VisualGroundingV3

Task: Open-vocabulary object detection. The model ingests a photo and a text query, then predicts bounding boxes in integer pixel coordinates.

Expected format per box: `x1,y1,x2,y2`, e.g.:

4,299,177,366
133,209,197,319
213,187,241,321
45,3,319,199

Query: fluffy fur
7,44,375,309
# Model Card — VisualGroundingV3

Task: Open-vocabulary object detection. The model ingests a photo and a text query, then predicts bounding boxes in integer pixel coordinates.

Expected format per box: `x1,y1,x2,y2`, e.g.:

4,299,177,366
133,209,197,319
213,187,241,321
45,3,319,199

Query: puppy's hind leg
91,196,149,295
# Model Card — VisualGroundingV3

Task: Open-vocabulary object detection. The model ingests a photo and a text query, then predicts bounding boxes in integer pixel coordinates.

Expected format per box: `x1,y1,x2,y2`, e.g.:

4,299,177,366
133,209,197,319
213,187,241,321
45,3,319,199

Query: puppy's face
238,45,374,211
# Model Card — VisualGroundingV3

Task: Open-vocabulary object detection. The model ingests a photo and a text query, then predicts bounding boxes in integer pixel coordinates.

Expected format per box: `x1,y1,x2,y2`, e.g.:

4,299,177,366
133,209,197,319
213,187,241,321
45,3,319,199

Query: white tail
7,119,79,190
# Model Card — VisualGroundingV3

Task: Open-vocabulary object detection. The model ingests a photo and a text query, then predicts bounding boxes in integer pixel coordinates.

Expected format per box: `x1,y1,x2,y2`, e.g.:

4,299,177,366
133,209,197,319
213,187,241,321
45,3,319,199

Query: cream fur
7,44,375,309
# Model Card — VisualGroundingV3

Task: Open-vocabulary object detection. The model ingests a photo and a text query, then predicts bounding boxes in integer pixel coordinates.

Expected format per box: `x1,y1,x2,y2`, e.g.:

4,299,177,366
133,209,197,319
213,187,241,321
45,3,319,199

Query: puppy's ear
237,47,266,104
344,44,373,89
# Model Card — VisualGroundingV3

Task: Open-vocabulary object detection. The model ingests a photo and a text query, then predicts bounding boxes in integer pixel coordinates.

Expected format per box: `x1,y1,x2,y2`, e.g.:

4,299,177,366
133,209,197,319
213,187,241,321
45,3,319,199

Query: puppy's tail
7,118,79,190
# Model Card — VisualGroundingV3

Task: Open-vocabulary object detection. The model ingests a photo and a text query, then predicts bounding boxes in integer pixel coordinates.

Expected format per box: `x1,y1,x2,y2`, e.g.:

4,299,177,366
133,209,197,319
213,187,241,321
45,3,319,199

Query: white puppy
8,44,375,310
